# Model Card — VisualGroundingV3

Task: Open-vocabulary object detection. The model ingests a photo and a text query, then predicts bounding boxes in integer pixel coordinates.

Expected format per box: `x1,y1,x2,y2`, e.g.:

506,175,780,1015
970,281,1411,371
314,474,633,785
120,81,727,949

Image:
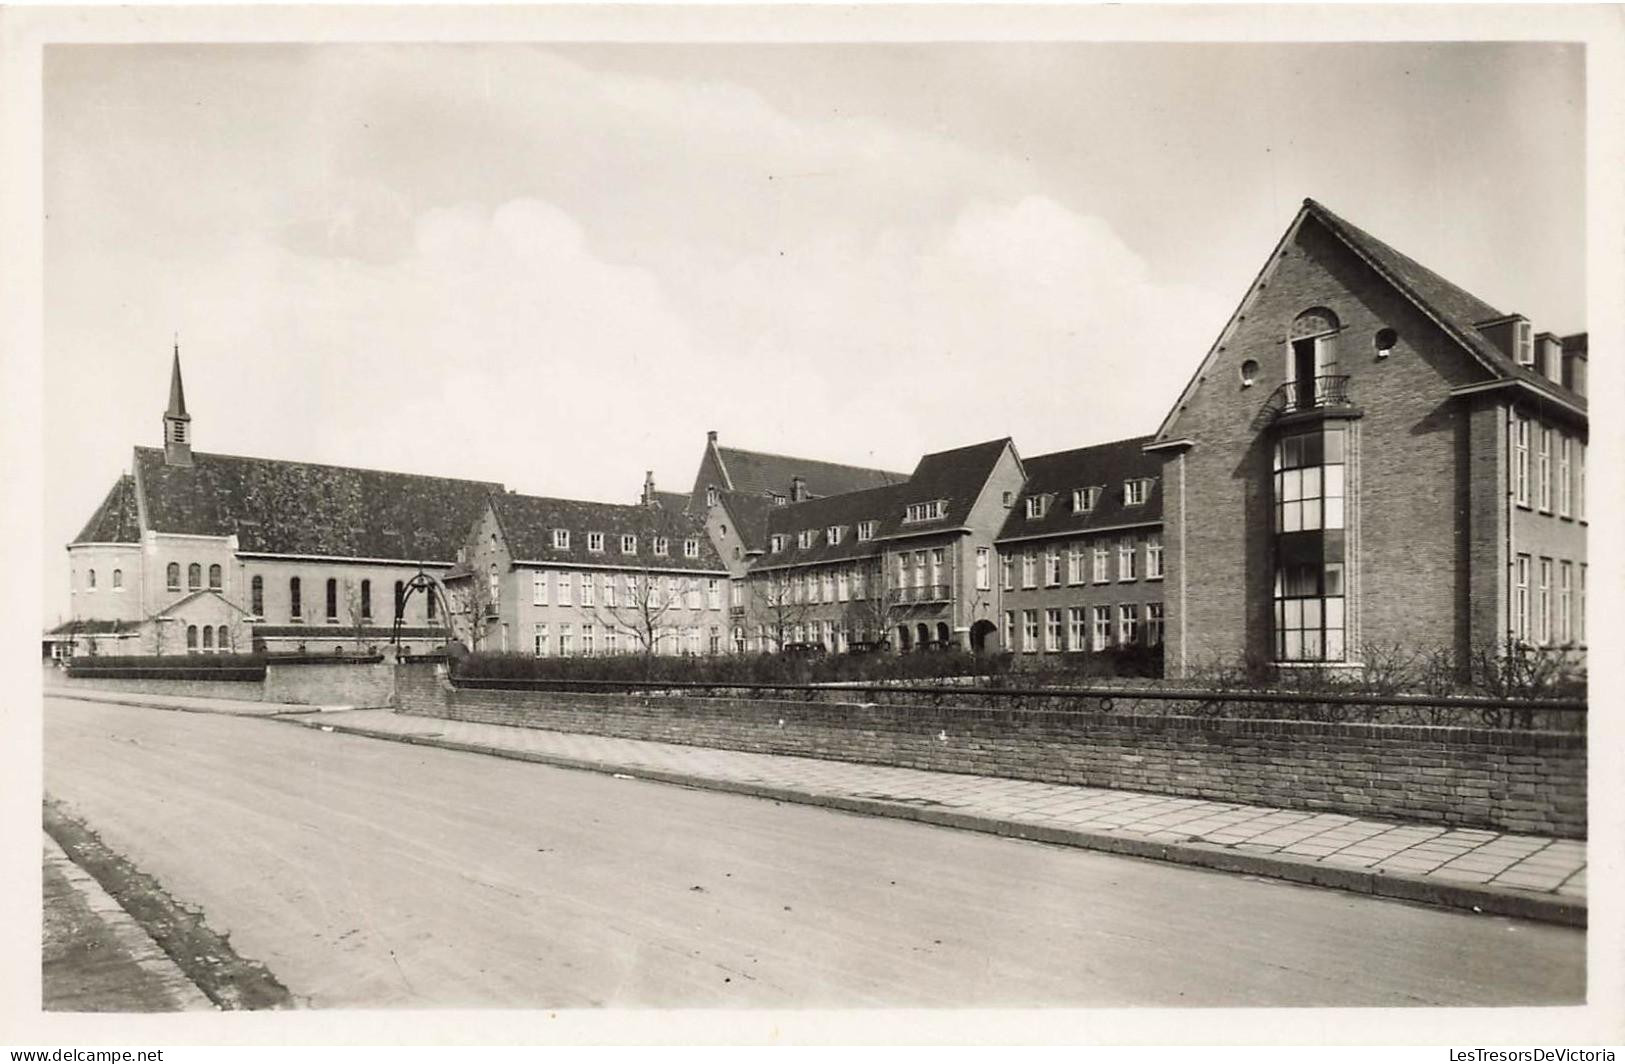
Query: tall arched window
250,575,264,617
186,625,198,653
426,584,438,622
325,578,338,621
187,563,202,590
167,562,181,591
394,580,405,622
208,564,222,590
112,569,123,590
202,626,214,651
290,577,303,620
361,579,372,620
87,569,97,590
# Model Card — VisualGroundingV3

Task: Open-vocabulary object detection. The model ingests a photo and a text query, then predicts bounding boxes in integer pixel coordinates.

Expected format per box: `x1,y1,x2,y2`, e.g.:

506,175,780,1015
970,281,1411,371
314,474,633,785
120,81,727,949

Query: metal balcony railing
1253,375,1354,430
888,584,952,605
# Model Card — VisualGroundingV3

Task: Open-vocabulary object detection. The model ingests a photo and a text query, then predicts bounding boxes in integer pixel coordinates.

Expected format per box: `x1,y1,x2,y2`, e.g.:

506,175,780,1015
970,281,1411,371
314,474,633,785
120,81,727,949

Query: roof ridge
134,445,503,487
714,444,907,478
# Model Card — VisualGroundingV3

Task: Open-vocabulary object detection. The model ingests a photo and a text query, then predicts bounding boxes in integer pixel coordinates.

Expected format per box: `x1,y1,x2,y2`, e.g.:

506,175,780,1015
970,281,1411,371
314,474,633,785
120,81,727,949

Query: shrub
67,652,269,671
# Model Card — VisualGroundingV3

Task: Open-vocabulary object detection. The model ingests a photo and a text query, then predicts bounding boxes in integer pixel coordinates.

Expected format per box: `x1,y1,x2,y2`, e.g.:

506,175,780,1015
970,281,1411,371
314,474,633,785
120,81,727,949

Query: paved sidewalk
284,707,1586,926
50,687,336,717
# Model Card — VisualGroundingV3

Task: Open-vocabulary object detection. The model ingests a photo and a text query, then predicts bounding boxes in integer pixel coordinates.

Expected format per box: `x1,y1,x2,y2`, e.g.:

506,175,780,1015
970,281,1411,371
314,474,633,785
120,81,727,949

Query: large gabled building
1147,199,1588,677
52,351,502,657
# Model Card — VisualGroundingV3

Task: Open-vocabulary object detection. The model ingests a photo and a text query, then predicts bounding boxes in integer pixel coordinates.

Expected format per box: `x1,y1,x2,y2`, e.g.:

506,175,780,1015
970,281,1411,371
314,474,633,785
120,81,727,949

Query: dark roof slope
1305,199,1585,411
492,493,726,571
134,447,501,561
997,436,1162,543
876,438,1012,538
73,475,141,544
758,483,903,569
653,491,690,513
718,490,773,553
715,446,907,500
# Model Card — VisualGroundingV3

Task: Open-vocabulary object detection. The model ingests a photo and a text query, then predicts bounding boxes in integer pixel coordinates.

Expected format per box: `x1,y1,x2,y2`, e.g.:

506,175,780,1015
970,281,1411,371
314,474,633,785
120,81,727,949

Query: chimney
706,430,718,445
642,470,656,507
1561,333,1588,397
790,475,807,502
1534,333,1564,383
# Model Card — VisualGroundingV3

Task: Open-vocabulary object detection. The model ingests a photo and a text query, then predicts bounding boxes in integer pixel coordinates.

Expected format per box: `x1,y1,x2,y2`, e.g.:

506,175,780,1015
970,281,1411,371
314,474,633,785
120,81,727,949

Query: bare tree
344,579,370,652
751,568,816,652
843,560,904,648
447,566,497,652
586,503,698,670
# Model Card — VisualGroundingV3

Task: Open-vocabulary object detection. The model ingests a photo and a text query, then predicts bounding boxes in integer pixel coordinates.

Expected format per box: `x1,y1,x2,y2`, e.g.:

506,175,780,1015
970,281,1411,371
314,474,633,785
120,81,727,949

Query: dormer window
1072,487,1100,513
827,525,845,545
653,536,669,556
1025,495,1049,519
587,532,604,553
771,493,787,506
1516,320,1534,366
1124,478,1153,506
552,529,570,550
621,534,637,555
684,538,700,558
856,521,877,542
770,534,786,553
798,529,816,549
904,500,947,524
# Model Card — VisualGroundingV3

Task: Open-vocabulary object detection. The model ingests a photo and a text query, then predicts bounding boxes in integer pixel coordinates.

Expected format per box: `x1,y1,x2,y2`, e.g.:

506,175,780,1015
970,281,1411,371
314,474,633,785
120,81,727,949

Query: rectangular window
1044,608,1062,652
326,579,338,621
975,547,990,591
581,624,596,656
1558,436,1572,517
684,538,700,559
1537,427,1552,512
1273,563,1346,662
1577,442,1586,520
553,529,570,550
686,627,702,655
1026,495,1048,519
654,537,669,556
1123,479,1151,506
532,571,549,606
1021,552,1037,589
1001,556,1014,591
1093,544,1109,583
669,577,681,611
360,579,372,620
1072,487,1099,513
559,623,574,657
798,529,815,549
1146,603,1165,646
1146,534,1164,579
1067,543,1085,585
1514,555,1530,643
1579,565,1586,643
707,578,721,610
856,521,877,541
558,572,573,607
588,532,604,553
604,576,617,608
827,525,844,545
1003,611,1016,651
1119,604,1141,646
1022,609,1039,653
770,534,786,553
851,566,866,600
1091,605,1111,652
1513,416,1530,507
1275,427,1346,532
1045,548,1062,587
581,574,596,608
903,500,947,523
1118,537,1138,581
622,534,637,555
533,623,549,657
807,571,820,604
1559,561,1573,644
1067,606,1086,651
1538,558,1552,645
709,626,721,654
913,551,927,590
605,628,619,655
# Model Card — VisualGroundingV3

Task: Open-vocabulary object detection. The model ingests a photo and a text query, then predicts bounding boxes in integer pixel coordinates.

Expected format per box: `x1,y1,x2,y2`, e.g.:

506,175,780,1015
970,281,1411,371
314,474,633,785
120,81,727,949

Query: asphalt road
43,696,1585,1008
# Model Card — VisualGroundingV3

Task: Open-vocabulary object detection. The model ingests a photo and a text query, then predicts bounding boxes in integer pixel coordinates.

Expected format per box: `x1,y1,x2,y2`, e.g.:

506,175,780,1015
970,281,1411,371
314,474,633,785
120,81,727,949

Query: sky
41,41,1585,625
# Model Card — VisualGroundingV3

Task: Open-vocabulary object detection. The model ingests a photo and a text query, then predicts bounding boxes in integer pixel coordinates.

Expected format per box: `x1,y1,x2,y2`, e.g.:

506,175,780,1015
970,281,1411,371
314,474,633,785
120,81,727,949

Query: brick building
1147,199,1587,677
995,436,1166,658
53,351,500,657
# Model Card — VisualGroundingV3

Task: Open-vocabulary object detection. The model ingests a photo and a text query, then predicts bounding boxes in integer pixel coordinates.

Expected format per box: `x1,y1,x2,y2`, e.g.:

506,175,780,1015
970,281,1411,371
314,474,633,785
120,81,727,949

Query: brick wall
263,661,395,706
396,665,1585,838
55,673,268,701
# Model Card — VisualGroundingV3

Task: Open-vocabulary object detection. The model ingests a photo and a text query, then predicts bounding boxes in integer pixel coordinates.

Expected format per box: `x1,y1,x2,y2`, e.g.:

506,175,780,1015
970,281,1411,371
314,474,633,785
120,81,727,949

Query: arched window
112,569,123,590
290,577,303,620
167,562,181,591
1288,308,1343,411
426,585,438,622
187,563,202,590
202,626,214,651
250,575,264,617
394,580,405,622
87,569,97,590
216,626,229,653
186,625,198,653
361,579,372,620
326,578,338,621
208,564,222,590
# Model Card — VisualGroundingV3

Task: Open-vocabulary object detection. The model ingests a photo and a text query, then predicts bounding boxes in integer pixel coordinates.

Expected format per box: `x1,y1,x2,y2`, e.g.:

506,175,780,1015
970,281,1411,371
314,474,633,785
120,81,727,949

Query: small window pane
1303,599,1321,629
1302,498,1322,530
1324,498,1345,529
1326,598,1345,628
1284,631,1303,659
1284,600,1303,629
1301,467,1321,498
1282,501,1302,533
1303,630,1323,659
1324,428,1346,464
1324,465,1345,497
1326,631,1345,660
1325,563,1345,596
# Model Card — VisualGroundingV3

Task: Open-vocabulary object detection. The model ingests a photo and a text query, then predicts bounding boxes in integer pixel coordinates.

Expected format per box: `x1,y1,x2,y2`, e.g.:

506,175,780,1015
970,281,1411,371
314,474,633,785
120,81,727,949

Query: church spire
162,338,192,466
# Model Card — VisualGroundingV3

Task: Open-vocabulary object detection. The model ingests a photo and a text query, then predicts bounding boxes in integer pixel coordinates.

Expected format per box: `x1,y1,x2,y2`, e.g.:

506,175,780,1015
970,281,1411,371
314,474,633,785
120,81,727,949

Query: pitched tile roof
757,483,902,569
717,489,773,553
997,435,1162,544
875,438,1013,538
714,445,907,500
653,491,691,513
72,475,141,544
47,618,137,636
1304,200,1586,411
491,493,726,571
133,447,502,561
